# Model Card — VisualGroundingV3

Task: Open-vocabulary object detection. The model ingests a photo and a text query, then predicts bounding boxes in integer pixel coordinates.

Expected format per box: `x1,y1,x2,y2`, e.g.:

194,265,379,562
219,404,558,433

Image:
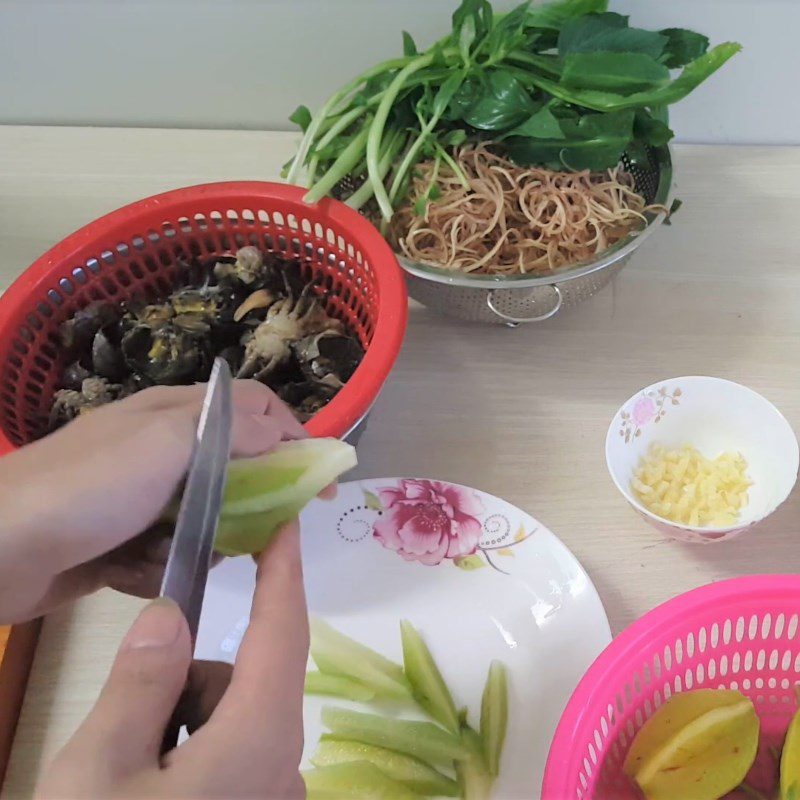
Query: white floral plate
195,478,611,798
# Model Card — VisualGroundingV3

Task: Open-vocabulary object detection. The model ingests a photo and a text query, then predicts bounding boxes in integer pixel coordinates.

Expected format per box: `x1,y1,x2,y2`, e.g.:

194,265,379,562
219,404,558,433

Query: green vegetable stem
286,0,741,221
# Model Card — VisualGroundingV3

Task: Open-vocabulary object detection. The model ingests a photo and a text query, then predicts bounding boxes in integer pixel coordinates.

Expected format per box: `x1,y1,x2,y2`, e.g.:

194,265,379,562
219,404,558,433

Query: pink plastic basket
542,575,800,798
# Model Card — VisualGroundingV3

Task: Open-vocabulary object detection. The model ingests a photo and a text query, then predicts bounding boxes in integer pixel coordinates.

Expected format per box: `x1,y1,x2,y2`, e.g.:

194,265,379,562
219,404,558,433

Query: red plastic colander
0,181,407,453
542,575,800,798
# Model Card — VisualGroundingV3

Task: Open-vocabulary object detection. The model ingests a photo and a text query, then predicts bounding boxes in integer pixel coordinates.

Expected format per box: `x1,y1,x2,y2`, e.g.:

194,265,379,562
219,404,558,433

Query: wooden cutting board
0,621,41,788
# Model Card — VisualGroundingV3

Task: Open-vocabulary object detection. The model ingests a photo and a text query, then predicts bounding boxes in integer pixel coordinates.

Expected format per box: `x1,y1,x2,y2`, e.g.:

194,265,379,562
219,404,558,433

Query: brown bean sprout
390,143,665,276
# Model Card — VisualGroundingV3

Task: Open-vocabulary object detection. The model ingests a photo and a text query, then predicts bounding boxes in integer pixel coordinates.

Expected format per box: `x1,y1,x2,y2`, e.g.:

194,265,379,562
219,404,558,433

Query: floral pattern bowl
606,376,799,543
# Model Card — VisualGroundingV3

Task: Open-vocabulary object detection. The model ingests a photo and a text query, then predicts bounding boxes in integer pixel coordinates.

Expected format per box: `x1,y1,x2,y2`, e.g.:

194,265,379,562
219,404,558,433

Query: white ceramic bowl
606,376,799,543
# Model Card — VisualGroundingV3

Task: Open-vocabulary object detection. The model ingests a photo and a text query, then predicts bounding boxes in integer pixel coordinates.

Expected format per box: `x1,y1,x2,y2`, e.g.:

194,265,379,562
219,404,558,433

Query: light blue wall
0,0,796,143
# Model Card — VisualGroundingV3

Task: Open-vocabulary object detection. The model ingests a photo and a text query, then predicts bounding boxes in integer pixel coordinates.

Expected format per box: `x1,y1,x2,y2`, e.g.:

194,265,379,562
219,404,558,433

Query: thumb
67,598,191,778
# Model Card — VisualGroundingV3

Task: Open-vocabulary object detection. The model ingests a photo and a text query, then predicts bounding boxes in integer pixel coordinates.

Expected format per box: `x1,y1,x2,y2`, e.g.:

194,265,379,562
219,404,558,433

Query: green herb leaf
452,0,493,44
442,128,468,147
459,15,477,62
432,70,467,118
530,42,741,111
462,69,537,130
633,108,673,146
659,27,710,68
443,75,483,121
505,109,635,170
558,12,668,59
289,105,313,132
561,52,670,94
402,30,418,56
524,0,609,32
481,3,529,62
506,105,565,139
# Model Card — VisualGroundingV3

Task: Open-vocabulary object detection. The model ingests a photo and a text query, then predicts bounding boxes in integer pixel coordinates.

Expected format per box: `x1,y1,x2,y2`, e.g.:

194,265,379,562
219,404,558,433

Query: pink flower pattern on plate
372,479,484,566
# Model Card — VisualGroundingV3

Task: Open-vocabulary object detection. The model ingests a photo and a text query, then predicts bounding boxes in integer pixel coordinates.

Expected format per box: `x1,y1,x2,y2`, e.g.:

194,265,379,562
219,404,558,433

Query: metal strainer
398,145,672,326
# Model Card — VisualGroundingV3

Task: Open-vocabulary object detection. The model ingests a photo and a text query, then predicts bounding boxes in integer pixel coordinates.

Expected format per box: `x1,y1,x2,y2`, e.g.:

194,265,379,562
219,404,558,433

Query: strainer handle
486,284,563,325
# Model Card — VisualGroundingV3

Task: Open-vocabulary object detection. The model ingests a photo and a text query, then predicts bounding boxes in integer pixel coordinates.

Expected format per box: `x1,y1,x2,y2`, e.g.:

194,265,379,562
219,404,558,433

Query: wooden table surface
2,126,800,797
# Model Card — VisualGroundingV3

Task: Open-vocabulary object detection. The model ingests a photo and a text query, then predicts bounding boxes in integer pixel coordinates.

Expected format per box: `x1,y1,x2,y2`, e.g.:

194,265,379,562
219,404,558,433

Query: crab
45,245,364,436
49,376,123,429
213,245,266,285
292,329,364,388
237,285,342,381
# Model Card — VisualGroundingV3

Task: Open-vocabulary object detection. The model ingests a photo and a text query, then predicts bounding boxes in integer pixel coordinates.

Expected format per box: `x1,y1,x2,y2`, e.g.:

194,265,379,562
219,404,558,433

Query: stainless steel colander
397,145,673,326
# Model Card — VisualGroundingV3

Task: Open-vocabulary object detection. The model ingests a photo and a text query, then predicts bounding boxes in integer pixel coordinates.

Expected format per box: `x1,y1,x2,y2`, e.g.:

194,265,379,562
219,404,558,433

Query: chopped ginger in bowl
631,444,752,528
605,376,799,544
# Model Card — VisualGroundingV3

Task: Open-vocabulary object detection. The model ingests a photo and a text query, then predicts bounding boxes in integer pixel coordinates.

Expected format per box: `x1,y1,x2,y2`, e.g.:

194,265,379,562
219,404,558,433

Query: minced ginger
631,444,752,528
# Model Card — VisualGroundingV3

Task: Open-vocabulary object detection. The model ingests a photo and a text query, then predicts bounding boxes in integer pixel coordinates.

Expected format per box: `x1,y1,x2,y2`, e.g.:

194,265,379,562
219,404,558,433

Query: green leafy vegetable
287,0,739,221
558,12,667,59
506,105,565,139
289,104,313,132
462,70,537,130
634,108,674,147
524,0,608,31
504,109,635,170
402,30,418,57
660,27,710,69
561,52,670,94
526,42,742,112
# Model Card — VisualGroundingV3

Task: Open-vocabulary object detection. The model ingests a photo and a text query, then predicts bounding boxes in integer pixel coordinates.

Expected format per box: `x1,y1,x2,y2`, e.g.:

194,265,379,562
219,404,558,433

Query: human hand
37,523,308,800
0,381,306,624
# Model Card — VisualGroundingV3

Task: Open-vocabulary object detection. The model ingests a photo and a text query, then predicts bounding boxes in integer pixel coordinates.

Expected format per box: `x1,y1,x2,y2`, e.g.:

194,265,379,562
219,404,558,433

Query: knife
159,357,233,749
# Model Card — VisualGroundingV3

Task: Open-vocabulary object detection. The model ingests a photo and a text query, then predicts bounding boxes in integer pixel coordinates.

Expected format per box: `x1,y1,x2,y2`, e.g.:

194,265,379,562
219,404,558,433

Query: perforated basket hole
561,609,800,800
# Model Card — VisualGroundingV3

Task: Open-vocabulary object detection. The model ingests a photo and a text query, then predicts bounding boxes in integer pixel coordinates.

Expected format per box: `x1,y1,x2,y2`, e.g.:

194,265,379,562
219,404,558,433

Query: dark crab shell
292,330,364,388
59,301,118,354
46,246,363,431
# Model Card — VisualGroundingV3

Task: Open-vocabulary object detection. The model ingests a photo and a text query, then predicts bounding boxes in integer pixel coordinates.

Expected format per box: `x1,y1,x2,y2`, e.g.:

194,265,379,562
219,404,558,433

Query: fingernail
121,597,184,651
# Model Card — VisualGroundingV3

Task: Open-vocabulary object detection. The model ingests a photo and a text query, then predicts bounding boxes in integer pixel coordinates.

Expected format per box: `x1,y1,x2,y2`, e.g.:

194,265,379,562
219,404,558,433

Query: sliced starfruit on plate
303,761,420,800
456,726,495,800
304,672,377,703
624,688,760,800
321,707,471,767
400,620,460,734
479,660,508,777
310,617,412,701
311,735,460,797
781,690,800,800
213,438,357,556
